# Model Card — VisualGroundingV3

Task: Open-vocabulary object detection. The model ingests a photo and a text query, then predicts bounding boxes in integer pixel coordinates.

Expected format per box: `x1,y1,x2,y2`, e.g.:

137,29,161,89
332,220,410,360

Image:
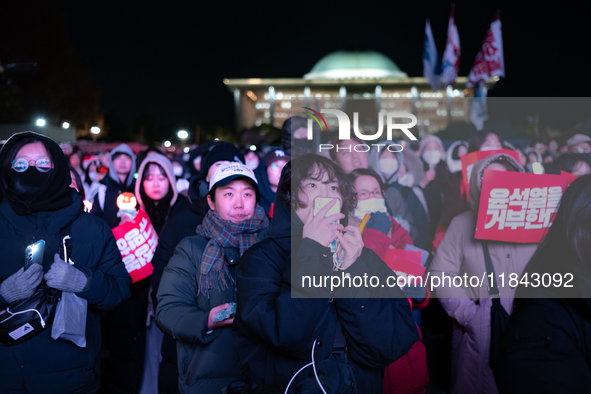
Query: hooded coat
418,136,449,237
91,144,137,228
0,132,131,394
253,161,275,218
149,175,207,394
369,143,431,251
101,153,186,394
233,174,420,393
440,141,471,231
428,154,538,394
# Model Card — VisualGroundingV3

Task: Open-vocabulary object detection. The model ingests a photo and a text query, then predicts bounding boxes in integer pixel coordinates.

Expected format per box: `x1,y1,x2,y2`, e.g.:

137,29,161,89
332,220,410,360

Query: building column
446,85,453,127
304,86,311,109
268,86,275,127
339,86,347,113
233,89,241,132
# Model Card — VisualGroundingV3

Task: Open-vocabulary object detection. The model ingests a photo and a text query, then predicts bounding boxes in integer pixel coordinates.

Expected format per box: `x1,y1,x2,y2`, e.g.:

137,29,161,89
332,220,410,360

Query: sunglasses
11,158,53,173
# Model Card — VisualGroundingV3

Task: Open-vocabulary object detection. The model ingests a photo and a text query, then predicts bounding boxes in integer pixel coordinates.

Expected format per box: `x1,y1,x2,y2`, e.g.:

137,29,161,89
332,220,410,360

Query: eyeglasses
11,158,52,173
358,190,383,199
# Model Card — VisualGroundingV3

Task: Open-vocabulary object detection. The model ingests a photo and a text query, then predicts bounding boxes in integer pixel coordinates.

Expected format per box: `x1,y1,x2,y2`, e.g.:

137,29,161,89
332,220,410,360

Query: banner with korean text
475,170,567,243
112,209,158,283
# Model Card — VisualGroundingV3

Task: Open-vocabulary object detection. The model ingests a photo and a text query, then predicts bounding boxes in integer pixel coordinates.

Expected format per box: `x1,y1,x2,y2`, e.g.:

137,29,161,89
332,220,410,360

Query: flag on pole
441,5,461,85
423,19,442,91
467,12,505,87
470,82,488,131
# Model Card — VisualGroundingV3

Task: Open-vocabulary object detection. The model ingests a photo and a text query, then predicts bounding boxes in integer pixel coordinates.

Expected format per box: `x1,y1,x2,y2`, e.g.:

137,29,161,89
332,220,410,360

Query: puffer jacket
233,185,420,393
0,190,132,394
156,212,268,394
428,154,538,394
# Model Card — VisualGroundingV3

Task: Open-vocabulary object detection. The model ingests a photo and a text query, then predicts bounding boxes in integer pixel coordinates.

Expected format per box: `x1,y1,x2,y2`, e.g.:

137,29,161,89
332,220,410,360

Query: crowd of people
0,120,590,394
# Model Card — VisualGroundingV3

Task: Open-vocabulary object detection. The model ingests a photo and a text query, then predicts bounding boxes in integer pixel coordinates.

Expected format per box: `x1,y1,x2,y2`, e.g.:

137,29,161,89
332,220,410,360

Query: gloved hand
0,264,43,303
44,254,88,293
366,212,392,235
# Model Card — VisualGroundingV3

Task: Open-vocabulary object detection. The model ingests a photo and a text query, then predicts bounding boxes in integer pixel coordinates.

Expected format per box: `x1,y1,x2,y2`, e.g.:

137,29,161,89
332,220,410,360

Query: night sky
3,0,591,134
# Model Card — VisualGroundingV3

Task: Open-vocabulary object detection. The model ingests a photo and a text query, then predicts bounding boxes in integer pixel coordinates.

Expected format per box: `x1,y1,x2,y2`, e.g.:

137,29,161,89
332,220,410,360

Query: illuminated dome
304,50,408,80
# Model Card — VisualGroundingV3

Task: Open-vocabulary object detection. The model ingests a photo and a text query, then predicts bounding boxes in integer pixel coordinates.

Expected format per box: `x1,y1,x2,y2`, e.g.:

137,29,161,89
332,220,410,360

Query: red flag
467,12,505,87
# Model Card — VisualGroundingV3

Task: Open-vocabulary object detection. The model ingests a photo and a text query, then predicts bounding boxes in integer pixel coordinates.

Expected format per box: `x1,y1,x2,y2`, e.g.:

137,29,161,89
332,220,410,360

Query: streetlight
36,118,46,127
90,126,100,144
177,130,188,140
62,122,70,129
163,140,171,148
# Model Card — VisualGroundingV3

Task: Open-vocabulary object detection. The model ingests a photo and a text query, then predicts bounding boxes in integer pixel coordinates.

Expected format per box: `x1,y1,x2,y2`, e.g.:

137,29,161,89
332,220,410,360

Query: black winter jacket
496,297,591,393
0,191,131,394
234,191,420,393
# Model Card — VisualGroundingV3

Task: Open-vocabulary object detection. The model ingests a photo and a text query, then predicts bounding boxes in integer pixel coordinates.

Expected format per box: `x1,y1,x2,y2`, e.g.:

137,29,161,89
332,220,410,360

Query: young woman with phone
235,154,419,393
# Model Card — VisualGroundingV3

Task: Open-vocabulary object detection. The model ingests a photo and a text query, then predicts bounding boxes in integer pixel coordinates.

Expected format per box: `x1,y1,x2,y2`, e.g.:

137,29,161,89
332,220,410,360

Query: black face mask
8,167,53,203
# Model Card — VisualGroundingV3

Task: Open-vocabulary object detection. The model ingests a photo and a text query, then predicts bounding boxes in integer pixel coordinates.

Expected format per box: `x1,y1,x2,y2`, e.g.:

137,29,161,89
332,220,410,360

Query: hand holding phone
302,197,345,248
207,303,235,330
25,240,45,270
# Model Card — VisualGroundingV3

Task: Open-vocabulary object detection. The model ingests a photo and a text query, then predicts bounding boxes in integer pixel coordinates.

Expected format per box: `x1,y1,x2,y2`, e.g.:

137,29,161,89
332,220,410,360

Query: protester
560,153,591,176
445,141,468,175
515,147,527,168
91,144,137,228
0,131,131,393
156,162,269,394
429,153,537,394
547,138,559,159
369,144,430,251
524,147,543,173
567,133,591,154
281,115,318,157
254,148,290,217
83,160,102,202
244,148,260,170
348,168,430,394
70,146,85,182
417,135,449,238
495,175,591,393
234,155,420,393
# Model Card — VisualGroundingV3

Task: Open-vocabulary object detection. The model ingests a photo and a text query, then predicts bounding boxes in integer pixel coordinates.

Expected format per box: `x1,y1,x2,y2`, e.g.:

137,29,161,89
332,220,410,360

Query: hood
254,161,275,213
109,144,137,188
524,147,543,164
135,154,178,209
418,135,446,161
446,140,468,174
0,131,73,215
369,140,404,184
401,147,425,187
469,153,524,213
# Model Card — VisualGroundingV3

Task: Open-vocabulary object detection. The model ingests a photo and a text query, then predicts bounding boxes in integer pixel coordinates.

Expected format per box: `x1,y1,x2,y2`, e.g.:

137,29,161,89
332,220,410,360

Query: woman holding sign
429,153,537,394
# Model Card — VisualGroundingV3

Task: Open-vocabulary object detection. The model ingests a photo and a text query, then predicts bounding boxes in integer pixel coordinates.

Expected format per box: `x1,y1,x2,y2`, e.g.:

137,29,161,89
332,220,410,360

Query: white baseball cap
208,162,258,191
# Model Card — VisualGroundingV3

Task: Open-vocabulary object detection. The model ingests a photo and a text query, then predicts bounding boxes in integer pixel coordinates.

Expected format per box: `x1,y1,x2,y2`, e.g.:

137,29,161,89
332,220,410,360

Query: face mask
379,158,398,177
354,197,388,220
88,172,97,182
9,168,52,202
422,150,441,166
480,145,499,151
173,166,183,177
398,172,415,187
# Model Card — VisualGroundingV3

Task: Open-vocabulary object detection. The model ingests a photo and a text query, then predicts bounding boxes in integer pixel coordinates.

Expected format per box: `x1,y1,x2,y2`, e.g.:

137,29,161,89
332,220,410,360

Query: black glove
366,212,391,235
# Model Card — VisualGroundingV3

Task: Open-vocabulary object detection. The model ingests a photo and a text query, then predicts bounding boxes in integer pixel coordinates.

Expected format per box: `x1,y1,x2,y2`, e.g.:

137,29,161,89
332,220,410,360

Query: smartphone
25,240,45,270
313,197,341,218
213,302,237,323
314,197,341,253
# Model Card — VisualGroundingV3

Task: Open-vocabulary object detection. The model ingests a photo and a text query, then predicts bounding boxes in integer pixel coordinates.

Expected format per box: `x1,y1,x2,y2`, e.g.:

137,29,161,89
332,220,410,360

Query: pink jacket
429,154,537,394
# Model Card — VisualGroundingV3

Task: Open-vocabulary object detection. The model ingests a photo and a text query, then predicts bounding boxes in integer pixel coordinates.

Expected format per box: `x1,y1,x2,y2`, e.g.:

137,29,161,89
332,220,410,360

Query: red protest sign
384,249,425,277
112,209,158,283
475,170,567,243
561,171,579,186
461,149,520,201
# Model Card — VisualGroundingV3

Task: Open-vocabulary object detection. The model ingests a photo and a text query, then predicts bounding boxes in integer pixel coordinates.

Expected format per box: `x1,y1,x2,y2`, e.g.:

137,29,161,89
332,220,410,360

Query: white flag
467,13,504,87
441,6,461,85
470,82,488,131
423,19,442,91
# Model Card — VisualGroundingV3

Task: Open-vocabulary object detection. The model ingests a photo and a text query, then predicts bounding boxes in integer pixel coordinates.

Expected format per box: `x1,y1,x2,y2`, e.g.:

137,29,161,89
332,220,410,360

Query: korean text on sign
475,170,568,243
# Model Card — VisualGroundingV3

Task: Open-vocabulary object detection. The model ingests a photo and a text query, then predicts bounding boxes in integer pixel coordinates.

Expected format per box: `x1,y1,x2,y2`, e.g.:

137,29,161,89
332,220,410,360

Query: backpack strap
482,241,500,296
